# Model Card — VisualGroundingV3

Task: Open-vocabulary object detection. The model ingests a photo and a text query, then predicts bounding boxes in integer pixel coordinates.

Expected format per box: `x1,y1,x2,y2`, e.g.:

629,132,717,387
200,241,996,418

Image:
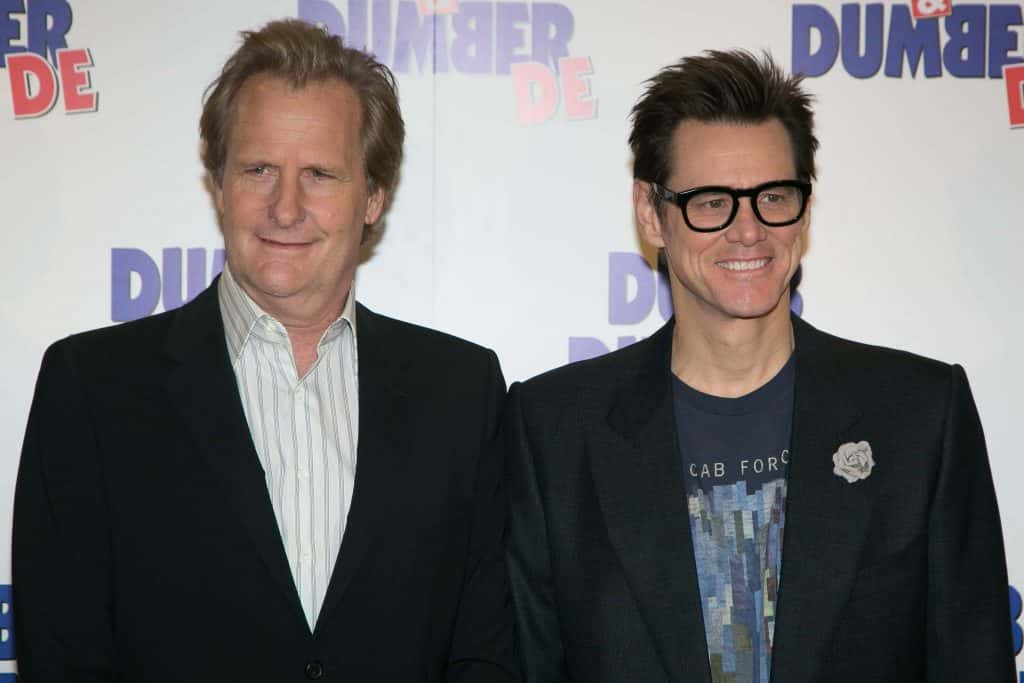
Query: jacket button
304,660,324,680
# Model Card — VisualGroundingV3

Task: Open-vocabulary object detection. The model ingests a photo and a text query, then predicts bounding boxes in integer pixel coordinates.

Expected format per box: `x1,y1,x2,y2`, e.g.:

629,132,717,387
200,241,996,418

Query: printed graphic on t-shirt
688,472,786,683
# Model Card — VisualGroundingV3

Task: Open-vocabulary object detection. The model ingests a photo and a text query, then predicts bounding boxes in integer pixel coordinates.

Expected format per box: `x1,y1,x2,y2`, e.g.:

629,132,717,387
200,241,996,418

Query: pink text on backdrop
1007,63,1024,127
512,55,596,124
417,0,459,14
1,0,98,118
6,48,96,117
909,0,953,20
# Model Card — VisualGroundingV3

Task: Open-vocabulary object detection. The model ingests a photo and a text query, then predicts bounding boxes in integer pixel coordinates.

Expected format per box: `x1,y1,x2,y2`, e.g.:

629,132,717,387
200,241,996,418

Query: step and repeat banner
1,0,1022,678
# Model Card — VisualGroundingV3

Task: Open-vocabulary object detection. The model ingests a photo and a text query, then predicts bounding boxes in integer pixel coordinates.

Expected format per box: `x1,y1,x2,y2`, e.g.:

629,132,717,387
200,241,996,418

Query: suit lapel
314,304,414,634
770,316,868,681
162,283,307,631
588,322,712,683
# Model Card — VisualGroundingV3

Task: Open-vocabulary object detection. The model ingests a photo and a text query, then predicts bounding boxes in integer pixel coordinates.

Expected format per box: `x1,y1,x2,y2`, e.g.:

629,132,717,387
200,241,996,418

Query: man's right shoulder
515,328,666,403
42,305,185,373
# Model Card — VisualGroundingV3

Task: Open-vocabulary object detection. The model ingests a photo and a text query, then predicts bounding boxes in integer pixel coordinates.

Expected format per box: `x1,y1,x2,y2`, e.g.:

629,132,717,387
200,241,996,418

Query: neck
230,269,352,378
282,319,333,377
671,300,794,398
273,299,349,377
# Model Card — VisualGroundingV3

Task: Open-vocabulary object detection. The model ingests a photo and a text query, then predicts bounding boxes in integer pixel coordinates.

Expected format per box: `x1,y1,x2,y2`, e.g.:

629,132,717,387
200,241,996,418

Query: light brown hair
200,19,404,227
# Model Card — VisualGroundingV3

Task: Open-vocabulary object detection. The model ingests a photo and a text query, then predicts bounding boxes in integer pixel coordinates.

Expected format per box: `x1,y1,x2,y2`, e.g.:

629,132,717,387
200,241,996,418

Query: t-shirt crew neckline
671,353,796,417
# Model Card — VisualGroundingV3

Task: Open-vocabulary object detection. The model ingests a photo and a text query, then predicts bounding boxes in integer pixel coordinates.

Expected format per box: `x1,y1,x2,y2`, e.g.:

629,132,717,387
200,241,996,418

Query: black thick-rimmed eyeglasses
651,179,812,233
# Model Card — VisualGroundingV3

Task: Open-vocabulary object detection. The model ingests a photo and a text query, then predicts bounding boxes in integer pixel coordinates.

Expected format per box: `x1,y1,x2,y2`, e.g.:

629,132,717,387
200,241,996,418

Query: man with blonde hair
14,19,517,682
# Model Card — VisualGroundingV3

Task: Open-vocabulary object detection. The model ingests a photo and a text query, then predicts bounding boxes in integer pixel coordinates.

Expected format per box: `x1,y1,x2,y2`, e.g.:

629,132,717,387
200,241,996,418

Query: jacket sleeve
13,341,116,682
445,350,521,683
505,382,569,682
926,364,1015,682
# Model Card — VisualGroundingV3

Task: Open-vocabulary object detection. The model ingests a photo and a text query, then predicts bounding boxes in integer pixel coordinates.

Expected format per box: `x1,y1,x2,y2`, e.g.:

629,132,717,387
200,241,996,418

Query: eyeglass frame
649,179,813,233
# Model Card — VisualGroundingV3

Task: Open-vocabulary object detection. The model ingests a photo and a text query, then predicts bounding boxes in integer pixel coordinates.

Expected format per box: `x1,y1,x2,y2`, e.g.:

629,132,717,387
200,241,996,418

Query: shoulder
38,284,220,385
358,305,492,357
43,307,180,373
800,317,946,369
515,323,669,406
26,307,187,411
356,304,501,386
795,317,962,414
47,278,222,365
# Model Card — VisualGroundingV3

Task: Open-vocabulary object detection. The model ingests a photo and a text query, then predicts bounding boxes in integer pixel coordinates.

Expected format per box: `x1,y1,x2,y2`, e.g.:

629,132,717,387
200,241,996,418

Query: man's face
635,118,809,325
215,74,383,321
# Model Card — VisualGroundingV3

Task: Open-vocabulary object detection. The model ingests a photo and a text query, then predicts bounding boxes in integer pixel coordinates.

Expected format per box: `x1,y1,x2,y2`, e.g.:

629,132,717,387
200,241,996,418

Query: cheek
682,235,719,268
318,198,366,234
219,188,244,221
777,228,805,262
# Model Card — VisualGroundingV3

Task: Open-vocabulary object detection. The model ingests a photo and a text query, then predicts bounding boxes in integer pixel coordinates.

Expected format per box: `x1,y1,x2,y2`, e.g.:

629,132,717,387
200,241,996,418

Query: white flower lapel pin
832,441,875,483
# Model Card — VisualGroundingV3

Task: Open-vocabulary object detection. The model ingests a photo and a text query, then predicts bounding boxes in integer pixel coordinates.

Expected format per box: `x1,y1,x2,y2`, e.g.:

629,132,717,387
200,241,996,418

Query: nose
269,170,306,227
724,198,766,247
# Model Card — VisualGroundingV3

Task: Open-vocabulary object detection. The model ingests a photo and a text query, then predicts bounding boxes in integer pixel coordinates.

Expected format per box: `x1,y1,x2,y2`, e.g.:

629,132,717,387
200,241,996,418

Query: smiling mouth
717,257,771,272
260,237,311,248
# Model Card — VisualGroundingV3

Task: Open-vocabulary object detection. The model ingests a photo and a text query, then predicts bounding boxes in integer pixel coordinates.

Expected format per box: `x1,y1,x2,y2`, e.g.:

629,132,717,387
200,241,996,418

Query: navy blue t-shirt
672,355,795,683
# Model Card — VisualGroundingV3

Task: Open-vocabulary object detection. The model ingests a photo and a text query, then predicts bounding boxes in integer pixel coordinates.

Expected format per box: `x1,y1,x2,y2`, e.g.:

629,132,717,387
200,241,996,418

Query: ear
634,180,666,249
364,186,385,226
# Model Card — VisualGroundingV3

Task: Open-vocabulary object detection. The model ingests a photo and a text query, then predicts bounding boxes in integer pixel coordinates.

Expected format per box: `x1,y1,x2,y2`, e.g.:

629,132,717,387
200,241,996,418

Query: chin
240,271,303,300
716,290,791,321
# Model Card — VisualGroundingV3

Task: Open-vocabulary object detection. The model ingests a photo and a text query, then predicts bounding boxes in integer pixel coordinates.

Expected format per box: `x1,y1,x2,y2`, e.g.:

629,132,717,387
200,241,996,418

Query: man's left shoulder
799,317,959,395
357,303,499,375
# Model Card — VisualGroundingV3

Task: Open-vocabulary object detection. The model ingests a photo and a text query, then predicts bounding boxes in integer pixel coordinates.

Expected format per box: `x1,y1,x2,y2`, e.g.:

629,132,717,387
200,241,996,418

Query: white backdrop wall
1,0,1022,677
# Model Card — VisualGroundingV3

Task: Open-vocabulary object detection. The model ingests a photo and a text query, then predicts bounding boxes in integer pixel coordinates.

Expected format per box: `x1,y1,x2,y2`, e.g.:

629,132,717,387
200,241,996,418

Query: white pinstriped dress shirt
218,267,358,629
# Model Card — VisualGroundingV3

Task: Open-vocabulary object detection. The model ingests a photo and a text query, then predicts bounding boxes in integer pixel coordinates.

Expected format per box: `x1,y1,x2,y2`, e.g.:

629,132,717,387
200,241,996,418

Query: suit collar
604,319,674,443
592,319,712,682
771,315,870,681
163,291,420,637
314,303,415,634
162,282,308,632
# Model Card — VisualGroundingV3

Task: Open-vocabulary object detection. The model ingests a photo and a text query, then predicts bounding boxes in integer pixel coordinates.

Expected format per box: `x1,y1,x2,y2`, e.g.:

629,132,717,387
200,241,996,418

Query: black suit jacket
14,281,518,682
506,316,1014,682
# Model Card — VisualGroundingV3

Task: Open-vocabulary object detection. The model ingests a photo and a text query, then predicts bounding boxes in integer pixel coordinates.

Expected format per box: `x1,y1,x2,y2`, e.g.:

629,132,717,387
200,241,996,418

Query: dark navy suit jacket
507,315,1014,682
14,281,518,682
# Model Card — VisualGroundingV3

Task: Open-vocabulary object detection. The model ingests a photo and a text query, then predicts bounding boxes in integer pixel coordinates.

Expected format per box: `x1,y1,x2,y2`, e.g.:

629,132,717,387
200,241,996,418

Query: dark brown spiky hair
629,49,818,192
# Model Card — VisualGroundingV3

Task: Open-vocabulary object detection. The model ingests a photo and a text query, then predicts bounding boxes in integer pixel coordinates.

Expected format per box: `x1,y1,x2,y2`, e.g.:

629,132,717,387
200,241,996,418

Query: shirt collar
217,266,357,362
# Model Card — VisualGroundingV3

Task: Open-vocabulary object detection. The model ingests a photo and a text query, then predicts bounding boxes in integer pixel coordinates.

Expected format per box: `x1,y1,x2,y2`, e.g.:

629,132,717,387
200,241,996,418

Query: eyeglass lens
686,185,805,229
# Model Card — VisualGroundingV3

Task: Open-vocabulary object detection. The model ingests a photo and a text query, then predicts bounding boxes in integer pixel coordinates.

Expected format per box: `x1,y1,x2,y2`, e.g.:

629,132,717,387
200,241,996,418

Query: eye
759,186,801,205
693,196,729,210
310,168,335,180
246,165,268,176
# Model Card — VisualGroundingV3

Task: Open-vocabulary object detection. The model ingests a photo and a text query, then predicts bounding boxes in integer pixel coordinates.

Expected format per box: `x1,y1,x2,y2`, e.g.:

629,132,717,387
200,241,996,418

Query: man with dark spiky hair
506,50,1013,682
14,20,518,682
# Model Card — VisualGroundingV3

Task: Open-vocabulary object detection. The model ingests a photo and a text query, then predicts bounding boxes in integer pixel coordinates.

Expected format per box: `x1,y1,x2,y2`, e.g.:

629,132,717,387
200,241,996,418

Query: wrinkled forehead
224,74,364,153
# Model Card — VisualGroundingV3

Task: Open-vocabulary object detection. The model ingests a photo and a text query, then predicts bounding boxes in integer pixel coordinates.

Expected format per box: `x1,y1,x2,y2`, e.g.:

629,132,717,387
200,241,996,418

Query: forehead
667,118,796,188
227,74,362,153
